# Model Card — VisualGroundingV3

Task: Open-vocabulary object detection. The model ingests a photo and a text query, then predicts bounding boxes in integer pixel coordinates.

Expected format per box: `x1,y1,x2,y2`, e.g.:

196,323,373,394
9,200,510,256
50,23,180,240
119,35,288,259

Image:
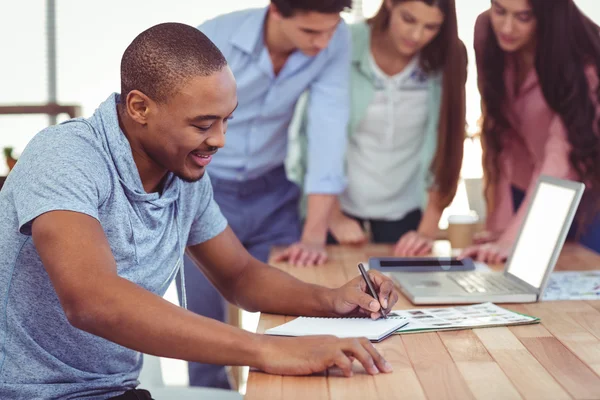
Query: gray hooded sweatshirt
0,93,227,399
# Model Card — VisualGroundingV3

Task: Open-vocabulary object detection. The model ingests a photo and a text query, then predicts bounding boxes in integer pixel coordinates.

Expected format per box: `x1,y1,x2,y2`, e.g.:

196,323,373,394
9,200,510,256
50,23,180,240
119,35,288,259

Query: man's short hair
120,22,227,104
271,0,352,17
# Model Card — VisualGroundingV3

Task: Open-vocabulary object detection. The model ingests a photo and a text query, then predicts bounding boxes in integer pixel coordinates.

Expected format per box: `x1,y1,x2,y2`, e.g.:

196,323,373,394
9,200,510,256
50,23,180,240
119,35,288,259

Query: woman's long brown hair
481,0,600,230
370,0,467,208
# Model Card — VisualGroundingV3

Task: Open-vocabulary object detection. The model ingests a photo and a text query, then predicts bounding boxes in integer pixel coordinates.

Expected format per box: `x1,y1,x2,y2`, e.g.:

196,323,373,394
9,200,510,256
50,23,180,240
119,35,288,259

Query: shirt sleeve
303,21,351,195
11,125,111,235
186,173,228,246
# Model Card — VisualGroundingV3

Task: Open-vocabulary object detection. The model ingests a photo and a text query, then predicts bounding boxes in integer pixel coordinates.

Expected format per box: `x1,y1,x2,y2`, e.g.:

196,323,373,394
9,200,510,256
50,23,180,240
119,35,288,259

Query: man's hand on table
257,335,393,377
330,269,399,319
256,270,399,376
273,240,328,267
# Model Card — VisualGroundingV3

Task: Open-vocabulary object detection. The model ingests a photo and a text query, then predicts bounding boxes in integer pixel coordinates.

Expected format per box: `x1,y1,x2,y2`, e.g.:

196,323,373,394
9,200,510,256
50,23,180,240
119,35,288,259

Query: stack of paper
389,302,539,334
265,316,409,342
264,303,538,341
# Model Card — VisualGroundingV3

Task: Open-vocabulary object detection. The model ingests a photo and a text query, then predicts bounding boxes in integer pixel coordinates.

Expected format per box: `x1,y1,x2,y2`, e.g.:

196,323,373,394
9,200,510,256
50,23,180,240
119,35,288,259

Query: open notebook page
265,316,408,342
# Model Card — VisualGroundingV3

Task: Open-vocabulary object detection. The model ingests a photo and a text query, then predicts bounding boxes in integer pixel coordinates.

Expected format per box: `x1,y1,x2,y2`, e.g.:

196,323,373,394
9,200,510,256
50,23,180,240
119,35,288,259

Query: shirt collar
229,7,269,56
368,50,424,87
352,22,372,78
353,23,425,85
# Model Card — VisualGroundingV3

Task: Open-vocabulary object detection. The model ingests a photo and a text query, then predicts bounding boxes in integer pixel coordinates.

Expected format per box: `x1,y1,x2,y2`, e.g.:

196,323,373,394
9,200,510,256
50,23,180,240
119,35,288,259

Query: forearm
302,194,337,244
498,206,525,244
326,196,346,225
73,276,262,366
417,192,444,238
233,258,335,316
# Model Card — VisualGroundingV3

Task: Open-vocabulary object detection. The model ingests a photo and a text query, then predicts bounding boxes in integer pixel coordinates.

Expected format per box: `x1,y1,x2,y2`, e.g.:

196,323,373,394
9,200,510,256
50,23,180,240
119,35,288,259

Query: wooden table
245,242,600,400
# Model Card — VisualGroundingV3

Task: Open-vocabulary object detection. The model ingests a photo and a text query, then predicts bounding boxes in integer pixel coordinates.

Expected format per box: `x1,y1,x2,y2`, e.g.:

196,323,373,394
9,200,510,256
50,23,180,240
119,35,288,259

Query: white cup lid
448,214,479,224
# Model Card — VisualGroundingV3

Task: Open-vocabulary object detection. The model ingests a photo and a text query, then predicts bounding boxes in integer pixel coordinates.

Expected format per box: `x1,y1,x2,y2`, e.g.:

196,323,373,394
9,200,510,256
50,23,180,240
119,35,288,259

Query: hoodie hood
90,93,180,210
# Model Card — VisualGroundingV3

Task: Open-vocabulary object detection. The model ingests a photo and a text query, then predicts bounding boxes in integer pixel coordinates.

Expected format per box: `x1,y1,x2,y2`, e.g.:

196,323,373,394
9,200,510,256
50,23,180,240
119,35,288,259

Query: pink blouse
474,11,599,243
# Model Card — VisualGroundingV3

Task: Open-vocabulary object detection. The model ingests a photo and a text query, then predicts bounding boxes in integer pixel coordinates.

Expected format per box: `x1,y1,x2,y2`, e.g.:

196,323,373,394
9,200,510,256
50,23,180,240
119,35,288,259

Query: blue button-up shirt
198,7,350,194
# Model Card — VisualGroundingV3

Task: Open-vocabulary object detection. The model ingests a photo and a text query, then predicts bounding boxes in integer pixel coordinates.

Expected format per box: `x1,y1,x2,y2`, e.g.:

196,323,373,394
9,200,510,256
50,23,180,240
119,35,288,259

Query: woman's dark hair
370,0,467,208
481,0,600,230
271,0,352,17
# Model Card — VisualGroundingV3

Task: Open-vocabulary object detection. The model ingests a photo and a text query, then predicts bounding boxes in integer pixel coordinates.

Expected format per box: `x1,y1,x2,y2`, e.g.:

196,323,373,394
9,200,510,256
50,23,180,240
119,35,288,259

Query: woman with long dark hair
293,0,466,255
464,0,600,262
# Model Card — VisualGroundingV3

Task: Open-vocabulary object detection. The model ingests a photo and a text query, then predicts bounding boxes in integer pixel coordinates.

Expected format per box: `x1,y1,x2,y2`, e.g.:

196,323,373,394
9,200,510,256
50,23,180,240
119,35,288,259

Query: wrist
417,227,438,240
300,228,327,246
329,206,345,221
316,286,338,317
252,333,274,371
224,330,270,369
496,235,513,247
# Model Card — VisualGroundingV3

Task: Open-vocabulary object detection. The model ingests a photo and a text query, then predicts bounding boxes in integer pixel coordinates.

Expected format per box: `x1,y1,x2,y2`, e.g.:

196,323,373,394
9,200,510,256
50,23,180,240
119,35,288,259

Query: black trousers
328,208,422,244
109,389,153,399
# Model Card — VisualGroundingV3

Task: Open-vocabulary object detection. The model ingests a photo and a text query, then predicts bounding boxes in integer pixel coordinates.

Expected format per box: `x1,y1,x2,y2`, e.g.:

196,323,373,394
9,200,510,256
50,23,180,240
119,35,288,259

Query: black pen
357,263,388,319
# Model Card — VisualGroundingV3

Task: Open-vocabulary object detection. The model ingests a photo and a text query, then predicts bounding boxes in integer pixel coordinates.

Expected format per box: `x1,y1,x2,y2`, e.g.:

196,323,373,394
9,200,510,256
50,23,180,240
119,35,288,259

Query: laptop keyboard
448,273,524,294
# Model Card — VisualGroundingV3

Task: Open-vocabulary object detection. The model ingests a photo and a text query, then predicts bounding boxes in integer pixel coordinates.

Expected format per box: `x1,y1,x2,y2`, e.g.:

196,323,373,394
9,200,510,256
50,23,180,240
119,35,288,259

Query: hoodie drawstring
174,201,187,310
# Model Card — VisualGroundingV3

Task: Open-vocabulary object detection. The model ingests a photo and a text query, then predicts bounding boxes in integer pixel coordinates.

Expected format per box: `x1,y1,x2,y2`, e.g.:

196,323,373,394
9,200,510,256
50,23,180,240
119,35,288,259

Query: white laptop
392,176,585,304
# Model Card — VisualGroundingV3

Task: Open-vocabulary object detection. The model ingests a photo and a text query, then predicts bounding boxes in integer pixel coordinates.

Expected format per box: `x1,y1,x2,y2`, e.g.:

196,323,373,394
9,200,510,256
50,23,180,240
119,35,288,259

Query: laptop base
391,271,538,305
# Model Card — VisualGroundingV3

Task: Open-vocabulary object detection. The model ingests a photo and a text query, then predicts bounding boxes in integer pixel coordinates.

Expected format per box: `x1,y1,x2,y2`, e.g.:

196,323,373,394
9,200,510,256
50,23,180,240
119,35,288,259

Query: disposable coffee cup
447,214,479,250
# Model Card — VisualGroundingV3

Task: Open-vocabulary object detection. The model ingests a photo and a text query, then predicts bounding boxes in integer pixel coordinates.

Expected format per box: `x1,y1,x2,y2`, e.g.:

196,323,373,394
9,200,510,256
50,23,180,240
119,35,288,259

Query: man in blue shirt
0,22,396,400
201,0,351,265
182,0,353,388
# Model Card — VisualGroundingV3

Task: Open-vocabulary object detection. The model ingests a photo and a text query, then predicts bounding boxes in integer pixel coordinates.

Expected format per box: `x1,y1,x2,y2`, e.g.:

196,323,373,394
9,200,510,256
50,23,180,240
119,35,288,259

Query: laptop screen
506,181,578,288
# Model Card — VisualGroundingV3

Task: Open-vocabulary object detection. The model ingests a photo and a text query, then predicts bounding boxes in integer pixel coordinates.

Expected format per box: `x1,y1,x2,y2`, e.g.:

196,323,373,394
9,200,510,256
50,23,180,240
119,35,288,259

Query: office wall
2,0,600,176
0,0,270,174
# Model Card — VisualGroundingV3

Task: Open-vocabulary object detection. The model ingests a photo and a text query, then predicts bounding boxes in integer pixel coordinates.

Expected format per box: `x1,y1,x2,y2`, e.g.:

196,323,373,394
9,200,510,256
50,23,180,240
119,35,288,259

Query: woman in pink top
464,0,600,263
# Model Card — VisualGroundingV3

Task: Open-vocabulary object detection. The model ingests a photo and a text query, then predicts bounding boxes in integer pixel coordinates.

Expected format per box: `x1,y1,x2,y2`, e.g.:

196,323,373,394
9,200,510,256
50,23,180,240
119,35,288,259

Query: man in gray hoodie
0,22,397,400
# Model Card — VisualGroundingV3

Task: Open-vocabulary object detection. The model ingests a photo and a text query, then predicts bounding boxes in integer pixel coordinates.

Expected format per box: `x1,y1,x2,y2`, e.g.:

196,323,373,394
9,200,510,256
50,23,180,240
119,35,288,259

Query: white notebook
265,316,409,342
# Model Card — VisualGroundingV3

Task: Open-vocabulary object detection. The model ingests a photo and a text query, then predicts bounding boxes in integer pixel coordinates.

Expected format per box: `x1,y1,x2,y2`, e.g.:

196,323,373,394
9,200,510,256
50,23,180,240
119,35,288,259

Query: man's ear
269,3,286,21
125,90,152,126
